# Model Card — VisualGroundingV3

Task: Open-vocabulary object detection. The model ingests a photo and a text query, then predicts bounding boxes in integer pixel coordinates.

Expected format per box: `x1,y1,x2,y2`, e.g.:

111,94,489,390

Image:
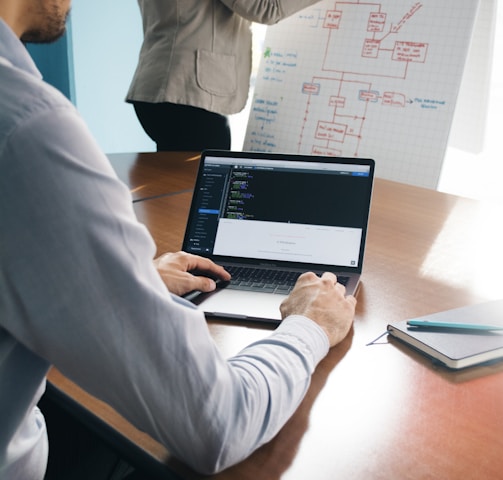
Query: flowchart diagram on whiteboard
243,0,479,188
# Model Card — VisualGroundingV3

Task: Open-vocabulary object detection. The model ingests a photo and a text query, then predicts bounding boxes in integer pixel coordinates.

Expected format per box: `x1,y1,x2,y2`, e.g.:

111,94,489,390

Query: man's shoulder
0,61,74,147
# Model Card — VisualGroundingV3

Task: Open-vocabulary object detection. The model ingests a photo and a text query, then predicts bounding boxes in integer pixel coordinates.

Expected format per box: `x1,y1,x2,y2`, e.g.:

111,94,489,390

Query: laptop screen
183,151,374,271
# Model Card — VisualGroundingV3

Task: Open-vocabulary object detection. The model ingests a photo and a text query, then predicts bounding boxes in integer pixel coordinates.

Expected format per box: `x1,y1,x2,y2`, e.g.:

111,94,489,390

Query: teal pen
407,319,503,331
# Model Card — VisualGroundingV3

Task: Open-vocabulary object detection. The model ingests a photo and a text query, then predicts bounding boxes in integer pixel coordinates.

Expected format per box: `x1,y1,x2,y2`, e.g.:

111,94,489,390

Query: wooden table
107,151,200,201
48,152,503,480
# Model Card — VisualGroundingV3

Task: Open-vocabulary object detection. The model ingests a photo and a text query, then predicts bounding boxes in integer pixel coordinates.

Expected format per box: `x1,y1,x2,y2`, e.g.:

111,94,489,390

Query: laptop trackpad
193,289,286,323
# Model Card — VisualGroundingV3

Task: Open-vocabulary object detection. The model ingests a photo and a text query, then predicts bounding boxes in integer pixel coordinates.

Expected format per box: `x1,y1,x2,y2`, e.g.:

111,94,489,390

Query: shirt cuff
273,315,330,368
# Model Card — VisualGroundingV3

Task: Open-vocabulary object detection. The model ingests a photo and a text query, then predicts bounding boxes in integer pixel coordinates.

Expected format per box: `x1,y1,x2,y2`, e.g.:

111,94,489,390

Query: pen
407,320,503,331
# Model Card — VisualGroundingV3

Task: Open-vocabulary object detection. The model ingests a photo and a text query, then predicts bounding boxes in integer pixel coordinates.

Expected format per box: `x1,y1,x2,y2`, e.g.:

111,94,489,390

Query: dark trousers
38,389,161,480
132,101,231,152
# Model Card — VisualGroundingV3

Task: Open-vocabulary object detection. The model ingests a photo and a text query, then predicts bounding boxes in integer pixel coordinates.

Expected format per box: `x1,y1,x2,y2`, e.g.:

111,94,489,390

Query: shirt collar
0,18,42,79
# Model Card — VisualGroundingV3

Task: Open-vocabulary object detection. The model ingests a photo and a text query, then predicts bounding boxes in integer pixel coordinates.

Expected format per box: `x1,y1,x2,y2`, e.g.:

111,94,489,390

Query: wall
439,0,503,201
70,0,154,153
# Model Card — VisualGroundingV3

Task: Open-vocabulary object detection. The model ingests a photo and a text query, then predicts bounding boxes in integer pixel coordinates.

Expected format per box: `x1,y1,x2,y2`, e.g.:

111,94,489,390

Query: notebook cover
387,299,503,369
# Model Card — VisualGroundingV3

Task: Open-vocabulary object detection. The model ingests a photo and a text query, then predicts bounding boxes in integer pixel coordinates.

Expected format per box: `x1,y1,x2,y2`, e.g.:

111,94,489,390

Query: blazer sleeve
221,0,321,24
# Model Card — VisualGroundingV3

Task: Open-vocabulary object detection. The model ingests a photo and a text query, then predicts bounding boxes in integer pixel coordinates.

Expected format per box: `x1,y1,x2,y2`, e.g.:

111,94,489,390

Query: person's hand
154,251,231,296
280,272,356,347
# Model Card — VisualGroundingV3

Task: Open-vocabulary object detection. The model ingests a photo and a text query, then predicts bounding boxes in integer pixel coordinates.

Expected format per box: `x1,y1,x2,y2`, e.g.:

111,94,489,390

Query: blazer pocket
196,50,237,96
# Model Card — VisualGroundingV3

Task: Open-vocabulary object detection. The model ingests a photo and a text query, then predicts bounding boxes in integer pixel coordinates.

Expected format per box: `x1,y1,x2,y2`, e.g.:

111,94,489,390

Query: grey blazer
126,0,320,115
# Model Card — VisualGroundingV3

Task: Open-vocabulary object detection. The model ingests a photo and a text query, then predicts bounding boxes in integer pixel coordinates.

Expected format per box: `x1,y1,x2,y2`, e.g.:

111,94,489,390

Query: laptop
182,150,375,323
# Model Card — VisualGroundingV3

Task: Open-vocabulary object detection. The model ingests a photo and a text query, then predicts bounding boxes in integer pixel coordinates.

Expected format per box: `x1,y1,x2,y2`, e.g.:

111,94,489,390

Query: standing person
126,0,322,151
0,1,356,479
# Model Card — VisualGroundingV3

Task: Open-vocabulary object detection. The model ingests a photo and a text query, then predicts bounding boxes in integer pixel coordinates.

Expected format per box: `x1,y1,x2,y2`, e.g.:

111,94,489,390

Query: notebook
387,300,503,370
182,150,375,323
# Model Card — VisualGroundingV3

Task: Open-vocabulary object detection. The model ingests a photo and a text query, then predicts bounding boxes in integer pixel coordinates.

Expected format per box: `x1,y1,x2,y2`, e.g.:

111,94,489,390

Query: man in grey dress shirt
0,1,356,479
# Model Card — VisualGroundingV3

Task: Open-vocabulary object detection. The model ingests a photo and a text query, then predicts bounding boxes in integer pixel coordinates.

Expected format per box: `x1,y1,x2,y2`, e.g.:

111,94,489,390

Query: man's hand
280,272,356,347
154,252,231,297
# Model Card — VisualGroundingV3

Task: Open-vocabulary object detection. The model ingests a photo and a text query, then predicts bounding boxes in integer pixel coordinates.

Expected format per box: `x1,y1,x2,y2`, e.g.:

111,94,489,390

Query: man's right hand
280,272,356,347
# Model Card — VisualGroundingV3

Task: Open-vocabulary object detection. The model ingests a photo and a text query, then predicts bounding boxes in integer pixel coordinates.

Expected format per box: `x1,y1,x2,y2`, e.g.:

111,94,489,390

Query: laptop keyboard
222,266,348,294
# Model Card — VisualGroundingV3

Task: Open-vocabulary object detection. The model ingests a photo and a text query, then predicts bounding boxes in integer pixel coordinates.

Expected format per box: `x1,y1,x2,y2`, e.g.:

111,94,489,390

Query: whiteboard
244,0,480,188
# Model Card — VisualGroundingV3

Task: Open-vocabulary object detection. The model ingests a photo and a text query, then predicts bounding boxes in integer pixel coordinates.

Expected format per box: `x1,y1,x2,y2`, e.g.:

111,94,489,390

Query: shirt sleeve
220,0,321,24
0,103,329,474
